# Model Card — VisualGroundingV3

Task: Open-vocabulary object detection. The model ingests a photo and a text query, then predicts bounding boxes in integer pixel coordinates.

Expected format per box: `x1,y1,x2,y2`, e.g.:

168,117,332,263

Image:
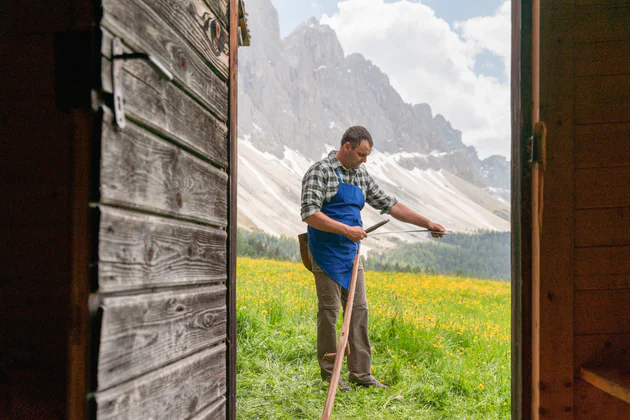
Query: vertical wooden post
512,0,534,418
534,0,575,417
227,0,239,418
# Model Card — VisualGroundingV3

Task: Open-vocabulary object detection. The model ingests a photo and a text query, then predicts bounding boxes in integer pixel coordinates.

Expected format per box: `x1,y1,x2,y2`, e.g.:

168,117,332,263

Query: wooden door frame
228,0,239,418
511,0,533,419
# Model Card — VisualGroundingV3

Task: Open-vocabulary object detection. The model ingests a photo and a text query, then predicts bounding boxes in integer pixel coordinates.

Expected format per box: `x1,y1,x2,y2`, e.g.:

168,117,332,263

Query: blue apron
308,169,365,290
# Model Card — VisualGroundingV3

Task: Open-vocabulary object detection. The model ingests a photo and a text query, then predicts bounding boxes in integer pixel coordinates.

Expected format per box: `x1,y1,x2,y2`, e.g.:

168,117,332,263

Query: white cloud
321,0,511,159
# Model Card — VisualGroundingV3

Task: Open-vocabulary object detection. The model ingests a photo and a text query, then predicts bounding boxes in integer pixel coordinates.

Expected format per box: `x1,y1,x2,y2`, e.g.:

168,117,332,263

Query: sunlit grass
236,258,510,419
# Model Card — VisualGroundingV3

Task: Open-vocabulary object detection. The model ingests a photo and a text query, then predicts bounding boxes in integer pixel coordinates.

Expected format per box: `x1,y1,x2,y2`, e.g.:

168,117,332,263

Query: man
301,126,445,392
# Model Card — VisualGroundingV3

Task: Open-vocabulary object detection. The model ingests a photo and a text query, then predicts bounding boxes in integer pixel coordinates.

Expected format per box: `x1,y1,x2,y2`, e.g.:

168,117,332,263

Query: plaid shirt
301,150,397,220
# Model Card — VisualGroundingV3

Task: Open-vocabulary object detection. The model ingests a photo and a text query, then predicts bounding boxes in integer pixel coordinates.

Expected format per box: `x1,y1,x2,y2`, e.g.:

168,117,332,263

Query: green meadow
236,258,511,419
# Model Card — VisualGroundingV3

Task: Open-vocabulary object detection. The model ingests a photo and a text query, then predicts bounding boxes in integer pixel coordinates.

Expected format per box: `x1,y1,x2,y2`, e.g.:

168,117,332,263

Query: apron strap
334,169,343,184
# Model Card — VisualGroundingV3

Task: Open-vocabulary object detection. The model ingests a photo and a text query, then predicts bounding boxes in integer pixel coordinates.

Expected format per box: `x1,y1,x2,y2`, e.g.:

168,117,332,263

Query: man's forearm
304,212,350,235
389,202,432,228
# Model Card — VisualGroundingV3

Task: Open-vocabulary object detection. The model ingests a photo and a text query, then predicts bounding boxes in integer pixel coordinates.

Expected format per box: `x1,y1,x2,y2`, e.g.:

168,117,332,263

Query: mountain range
237,0,510,250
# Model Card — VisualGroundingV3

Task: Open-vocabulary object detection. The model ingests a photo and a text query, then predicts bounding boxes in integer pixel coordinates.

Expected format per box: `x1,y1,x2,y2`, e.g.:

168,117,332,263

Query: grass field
236,258,511,419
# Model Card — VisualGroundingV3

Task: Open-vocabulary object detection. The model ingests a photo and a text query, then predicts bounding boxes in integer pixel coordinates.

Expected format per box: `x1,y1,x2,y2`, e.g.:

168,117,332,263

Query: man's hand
427,221,446,238
345,225,367,242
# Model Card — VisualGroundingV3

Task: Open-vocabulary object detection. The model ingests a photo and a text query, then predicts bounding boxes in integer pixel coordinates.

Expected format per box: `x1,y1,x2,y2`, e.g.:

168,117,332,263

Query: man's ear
342,142,351,151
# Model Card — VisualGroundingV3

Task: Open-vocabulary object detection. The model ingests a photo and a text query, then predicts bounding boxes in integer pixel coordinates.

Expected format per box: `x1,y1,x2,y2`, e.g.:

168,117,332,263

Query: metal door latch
111,37,174,128
529,121,547,168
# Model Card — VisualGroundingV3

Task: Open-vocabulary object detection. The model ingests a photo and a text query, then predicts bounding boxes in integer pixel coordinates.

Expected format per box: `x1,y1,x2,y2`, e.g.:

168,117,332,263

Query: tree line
237,228,510,281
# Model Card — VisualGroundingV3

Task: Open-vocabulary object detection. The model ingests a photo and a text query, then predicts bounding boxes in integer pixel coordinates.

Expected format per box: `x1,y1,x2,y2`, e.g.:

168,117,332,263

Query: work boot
350,376,390,389
324,378,352,392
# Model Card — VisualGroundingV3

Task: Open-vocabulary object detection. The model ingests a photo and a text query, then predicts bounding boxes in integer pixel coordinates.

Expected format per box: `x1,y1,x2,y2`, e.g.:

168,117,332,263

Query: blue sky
269,0,511,158
271,0,504,36
270,0,506,81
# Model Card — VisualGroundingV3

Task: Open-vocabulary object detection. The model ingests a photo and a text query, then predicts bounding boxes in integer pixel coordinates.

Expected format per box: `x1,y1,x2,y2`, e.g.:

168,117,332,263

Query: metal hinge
111,37,174,128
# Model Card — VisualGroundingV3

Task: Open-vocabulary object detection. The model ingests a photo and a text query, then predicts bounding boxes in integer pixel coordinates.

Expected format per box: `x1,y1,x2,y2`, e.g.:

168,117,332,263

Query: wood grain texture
99,110,228,227
97,285,226,390
102,0,228,79
576,40,630,77
135,0,229,78
101,55,228,168
206,0,229,27
575,123,630,168
190,396,226,420
101,0,229,119
575,378,630,420
575,289,630,335
575,207,630,247
575,74,630,124
94,345,225,419
101,28,228,123
97,206,227,292
575,166,630,209
575,334,630,373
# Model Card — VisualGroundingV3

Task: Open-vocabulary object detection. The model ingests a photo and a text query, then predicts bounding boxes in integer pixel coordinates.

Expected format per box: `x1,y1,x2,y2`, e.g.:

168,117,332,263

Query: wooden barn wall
0,1,95,418
538,0,630,418
572,0,630,418
1,0,236,418
90,0,232,418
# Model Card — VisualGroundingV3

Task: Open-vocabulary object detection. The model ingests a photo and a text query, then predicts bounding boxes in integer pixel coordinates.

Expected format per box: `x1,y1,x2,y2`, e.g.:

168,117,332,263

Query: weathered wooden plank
575,166,630,209
97,285,226,390
137,0,229,77
101,56,228,168
190,396,226,420
575,334,630,374
102,0,228,80
575,378,630,420
576,40,630,77
575,289,630,335
204,0,229,28
575,244,630,276
97,206,227,293
575,74,630,124
575,123,630,168
99,110,228,227
101,0,229,119
575,5,630,43
94,345,225,419
101,29,228,123
575,207,630,247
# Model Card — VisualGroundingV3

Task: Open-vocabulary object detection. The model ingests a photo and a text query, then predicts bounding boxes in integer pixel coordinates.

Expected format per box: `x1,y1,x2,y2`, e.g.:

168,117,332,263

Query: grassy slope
237,258,510,419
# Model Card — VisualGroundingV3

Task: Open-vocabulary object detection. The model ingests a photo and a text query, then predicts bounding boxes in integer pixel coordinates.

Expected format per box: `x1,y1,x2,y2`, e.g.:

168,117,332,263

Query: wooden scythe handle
321,244,361,420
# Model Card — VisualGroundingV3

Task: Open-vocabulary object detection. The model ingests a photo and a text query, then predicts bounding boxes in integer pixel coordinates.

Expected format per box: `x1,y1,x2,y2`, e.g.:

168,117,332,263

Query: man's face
343,139,372,169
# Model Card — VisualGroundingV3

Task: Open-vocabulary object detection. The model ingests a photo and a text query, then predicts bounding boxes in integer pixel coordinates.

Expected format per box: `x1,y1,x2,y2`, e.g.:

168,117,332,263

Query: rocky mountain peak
283,18,345,69
238,0,509,200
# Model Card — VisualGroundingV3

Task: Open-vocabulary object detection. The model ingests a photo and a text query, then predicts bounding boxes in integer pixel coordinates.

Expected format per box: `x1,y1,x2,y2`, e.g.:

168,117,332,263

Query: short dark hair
340,126,373,149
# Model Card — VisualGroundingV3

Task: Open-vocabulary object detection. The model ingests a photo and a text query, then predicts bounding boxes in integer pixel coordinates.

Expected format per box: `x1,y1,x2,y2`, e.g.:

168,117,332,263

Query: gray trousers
311,252,372,383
